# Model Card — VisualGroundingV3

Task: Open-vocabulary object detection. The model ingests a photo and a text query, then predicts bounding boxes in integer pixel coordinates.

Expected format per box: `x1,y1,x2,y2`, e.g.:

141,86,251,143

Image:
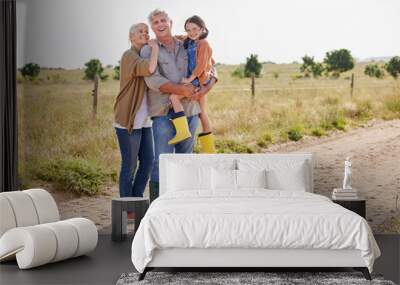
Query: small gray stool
111,197,149,242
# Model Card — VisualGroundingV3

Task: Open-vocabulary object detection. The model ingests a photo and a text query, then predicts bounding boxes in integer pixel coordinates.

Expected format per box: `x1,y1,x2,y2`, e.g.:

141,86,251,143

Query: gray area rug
116,272,396,285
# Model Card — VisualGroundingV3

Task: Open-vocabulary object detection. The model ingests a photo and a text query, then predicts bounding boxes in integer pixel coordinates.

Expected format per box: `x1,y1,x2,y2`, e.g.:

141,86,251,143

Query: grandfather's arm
169,63,218,99
160,82,195,97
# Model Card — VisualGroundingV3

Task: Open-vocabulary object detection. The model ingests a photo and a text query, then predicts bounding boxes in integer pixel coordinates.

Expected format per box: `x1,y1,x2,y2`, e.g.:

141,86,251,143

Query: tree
323,49,354,77
113,65,120,80
300,55,324,78
311,63,325,77
364,64,384,78
83,59,108,81
384,56,400,78
244,54,263,78
300,55,314,77
20,63,40,80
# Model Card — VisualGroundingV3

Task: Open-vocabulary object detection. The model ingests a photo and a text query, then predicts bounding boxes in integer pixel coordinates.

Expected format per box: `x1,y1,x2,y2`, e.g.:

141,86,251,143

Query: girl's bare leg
170,94,184,113
198,95,212,133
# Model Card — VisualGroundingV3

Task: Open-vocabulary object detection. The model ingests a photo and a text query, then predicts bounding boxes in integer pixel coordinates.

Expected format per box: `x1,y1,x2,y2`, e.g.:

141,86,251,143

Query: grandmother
113,23,158,203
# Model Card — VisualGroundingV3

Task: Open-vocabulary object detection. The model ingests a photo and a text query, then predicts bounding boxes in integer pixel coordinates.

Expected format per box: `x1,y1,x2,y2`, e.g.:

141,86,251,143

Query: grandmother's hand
148,39,158,49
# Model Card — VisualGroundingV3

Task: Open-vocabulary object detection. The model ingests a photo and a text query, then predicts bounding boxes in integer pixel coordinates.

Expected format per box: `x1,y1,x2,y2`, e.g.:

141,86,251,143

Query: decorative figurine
343,157,352,190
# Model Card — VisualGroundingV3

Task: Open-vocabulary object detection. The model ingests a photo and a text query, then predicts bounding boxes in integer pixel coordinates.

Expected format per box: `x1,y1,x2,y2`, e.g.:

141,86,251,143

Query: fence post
251,72,255,100
350,73,354,99
92,74,99,119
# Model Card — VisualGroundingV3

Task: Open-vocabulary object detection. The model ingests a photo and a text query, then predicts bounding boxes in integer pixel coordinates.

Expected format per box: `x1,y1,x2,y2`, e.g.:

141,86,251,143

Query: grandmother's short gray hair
148,9,170,23
129,23,147,34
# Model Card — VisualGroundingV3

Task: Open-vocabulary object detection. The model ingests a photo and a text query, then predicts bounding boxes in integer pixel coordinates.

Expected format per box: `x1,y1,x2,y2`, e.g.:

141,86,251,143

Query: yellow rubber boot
198,132,216,153
168,115,192,145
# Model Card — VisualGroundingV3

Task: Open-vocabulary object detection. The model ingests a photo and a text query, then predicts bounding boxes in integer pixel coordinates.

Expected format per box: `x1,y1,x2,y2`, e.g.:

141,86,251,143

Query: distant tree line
299,50,400,79
17,53,400,82
18,59,120,82
299,49,355,78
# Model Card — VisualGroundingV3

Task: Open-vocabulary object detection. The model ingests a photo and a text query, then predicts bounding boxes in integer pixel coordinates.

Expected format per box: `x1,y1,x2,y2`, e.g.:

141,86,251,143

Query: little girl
167,15,216,153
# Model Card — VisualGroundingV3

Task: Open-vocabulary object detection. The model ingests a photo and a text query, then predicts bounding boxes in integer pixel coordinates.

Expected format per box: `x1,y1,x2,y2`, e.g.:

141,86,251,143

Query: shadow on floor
0,234,398,285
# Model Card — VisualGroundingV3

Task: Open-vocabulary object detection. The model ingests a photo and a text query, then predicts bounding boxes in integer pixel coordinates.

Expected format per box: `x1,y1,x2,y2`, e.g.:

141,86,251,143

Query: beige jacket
113,46,150,133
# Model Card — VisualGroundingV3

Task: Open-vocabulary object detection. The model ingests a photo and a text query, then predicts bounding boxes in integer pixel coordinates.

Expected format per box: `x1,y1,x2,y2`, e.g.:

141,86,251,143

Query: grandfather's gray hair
129,23,147,34
148,9,170,23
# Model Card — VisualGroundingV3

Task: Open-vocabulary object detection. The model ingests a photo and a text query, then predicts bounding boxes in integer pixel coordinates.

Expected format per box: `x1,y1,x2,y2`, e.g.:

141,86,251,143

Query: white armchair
0,189,98,269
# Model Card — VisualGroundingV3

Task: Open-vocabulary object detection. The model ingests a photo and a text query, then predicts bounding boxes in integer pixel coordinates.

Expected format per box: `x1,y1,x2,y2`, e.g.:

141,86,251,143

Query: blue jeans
115,127,154,197
151,111,199,183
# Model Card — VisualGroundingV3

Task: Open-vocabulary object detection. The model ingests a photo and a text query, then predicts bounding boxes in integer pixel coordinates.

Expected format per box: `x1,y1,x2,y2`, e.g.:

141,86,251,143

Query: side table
112,197,149,242
332,198,366,218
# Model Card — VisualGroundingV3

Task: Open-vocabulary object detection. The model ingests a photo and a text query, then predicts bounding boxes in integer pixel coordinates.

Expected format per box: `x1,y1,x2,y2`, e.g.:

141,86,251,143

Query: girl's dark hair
183,15,209,49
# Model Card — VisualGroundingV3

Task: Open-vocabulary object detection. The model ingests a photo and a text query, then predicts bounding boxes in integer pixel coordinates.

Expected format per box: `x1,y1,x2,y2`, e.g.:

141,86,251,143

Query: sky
16,0,400,69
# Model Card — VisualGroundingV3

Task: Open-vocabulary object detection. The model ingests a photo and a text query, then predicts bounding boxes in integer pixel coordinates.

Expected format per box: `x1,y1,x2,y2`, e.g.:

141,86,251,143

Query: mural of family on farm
16,1,400,236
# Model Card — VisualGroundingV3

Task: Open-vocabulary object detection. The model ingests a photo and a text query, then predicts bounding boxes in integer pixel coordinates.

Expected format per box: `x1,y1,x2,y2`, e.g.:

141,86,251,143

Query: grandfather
140,9,217,203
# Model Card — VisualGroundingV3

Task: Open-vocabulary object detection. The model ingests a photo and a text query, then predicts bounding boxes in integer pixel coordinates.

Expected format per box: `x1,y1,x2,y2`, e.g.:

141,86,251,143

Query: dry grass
17,63,400,191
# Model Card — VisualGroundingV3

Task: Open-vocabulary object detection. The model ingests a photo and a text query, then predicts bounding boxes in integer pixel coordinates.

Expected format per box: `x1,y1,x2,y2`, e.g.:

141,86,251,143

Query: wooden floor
0,234,398,285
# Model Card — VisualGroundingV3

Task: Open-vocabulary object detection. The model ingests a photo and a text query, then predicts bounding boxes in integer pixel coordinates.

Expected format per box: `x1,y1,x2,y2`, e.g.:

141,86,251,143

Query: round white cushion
24,189,60,223
0,191,39,227
0,189,60,239
42,221,79,262
0,218,98,269
65,218,98,257
0,226,57,269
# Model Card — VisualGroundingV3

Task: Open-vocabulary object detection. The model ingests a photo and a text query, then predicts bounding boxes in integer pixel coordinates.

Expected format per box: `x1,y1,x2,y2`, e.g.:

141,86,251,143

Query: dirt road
269,119,400,233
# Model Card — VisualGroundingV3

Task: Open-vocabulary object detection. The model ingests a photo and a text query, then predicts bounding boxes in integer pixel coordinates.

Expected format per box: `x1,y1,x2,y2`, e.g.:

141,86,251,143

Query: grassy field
17,62,400,194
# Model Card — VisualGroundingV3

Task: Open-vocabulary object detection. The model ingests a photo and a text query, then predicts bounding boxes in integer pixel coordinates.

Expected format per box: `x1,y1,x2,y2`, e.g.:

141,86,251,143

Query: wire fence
212,84,394,92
